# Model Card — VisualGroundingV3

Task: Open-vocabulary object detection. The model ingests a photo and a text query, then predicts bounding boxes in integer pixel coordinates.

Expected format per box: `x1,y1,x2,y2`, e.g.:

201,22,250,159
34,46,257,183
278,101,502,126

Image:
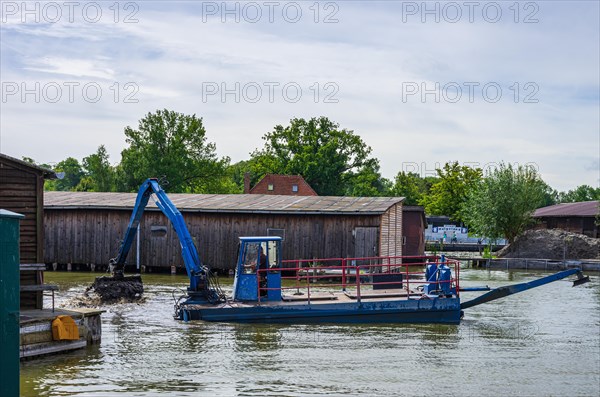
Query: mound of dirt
497,229,600,260
86,275,144,303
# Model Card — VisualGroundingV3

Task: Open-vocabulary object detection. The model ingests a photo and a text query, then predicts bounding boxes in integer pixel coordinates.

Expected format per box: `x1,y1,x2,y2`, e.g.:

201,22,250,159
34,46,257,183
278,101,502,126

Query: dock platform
20,308,103,359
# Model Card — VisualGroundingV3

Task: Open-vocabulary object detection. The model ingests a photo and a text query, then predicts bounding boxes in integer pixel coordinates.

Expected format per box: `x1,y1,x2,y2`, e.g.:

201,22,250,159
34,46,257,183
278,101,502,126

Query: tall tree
463,163,546,243
539,182,559,208
250,117,377,196
419,162,482,222
344,161,390,197
76,145,115,192
51,157,84,191
389,172,436,205
117,109,233,193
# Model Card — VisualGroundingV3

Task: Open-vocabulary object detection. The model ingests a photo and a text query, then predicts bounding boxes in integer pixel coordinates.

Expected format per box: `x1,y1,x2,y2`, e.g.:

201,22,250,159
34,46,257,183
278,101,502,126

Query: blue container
438,265,452,295
424,263,438,295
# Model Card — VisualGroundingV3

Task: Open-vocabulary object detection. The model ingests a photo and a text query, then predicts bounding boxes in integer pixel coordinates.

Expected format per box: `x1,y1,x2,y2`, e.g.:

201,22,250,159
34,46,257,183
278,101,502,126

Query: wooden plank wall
379,203,403,263
44,209,384,270
402,211,425,256
0,161,43,263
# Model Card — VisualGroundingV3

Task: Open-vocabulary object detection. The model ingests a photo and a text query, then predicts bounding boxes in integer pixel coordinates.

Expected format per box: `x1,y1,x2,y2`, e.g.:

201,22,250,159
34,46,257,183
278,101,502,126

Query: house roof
44,191,404,215
249,174,318,196
0,153,57,179
534,201,599,218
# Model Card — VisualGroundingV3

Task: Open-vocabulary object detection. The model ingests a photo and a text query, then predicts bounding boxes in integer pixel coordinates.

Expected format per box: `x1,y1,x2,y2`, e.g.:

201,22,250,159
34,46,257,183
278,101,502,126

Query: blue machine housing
232,237,283,302
424,255,454,295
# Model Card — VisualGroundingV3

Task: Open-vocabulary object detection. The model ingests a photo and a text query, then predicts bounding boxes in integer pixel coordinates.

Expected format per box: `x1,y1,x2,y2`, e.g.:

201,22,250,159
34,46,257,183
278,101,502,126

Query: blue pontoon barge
175,236,589,324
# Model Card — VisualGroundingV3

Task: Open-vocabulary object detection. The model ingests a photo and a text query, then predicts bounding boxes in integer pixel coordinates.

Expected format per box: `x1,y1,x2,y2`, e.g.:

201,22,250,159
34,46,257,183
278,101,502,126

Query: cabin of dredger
232,236,283,302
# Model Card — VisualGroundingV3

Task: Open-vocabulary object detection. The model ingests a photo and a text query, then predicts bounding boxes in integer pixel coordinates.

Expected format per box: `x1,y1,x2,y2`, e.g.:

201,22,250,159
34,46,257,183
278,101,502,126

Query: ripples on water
20,270,600,397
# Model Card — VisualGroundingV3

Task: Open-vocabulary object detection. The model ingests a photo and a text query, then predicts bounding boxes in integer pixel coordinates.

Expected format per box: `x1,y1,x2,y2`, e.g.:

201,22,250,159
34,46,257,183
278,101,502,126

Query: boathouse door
354,227,379,264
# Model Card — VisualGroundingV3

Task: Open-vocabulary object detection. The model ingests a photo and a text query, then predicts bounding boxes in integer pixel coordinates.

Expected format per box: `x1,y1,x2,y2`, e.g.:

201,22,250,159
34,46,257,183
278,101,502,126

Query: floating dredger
92,178,590,324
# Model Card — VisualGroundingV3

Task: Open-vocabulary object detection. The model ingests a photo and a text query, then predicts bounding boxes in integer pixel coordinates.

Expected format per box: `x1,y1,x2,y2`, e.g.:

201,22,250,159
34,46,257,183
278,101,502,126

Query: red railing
256,255,460,303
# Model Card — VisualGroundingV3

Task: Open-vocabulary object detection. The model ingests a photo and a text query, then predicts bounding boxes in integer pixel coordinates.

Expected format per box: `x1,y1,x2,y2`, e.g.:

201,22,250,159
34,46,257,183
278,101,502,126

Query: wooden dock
20,308,103,359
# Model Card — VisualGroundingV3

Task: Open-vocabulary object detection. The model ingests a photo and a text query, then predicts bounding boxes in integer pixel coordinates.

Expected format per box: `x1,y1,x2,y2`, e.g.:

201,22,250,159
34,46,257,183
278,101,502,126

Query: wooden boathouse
0,154,103,359
44,192,405,272
0,153,56,264
0,153,58,310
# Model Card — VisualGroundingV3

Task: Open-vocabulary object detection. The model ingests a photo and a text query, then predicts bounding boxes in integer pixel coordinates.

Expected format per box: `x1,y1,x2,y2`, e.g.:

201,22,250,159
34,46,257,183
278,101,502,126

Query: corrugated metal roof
534,201,599,217
44,191,404,215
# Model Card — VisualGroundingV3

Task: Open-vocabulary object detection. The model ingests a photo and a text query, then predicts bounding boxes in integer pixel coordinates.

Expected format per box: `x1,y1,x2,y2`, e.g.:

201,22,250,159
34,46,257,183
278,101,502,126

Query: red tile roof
534,201,599,217
249,174,318,196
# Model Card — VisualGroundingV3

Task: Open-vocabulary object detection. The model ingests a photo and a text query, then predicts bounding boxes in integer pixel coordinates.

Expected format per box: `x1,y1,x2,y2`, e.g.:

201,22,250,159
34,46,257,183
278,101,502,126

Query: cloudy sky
1,1,598,191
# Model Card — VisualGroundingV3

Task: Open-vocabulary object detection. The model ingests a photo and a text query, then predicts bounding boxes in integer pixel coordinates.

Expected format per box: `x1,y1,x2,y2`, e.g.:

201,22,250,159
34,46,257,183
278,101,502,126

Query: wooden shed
402,206,426,256
0,153,57,310
0,153,56,264
44,192,404,272
533,201,599,238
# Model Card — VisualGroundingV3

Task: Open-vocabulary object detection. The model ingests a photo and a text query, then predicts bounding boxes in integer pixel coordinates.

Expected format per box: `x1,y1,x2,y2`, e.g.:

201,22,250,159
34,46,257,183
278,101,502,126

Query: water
21,269,600,397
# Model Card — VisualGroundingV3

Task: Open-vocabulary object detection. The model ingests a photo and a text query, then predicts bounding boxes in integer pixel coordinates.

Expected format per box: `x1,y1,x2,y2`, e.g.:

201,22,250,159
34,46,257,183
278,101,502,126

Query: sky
1,0,599,192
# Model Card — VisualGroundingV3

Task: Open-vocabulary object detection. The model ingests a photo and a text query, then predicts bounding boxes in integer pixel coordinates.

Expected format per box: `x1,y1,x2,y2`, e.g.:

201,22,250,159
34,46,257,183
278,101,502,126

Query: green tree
250,117,377,196
345,161,390,197
51,157,84,191
558,185,600,203
419,162,482,222
388,172,436,205
76,145,115,191
463,163,546,243
227,160,260,193
117,109,233,193
539,182,559,208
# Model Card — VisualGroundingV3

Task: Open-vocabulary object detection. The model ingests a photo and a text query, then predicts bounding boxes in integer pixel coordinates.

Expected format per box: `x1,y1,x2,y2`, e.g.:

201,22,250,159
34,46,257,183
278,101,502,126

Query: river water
21,269,600,397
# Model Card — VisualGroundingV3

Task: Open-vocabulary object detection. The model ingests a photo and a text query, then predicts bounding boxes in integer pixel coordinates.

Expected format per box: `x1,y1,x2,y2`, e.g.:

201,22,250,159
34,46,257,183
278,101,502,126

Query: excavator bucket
573,271,590,287
88,275,144,302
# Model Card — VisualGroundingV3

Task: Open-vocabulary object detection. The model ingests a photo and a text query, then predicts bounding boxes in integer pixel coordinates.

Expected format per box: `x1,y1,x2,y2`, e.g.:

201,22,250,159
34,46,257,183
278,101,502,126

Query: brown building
0,153,57,309
245,174,318,196
533,201,599,238
0,153,56,263
402,206,426,256
44,192,405,272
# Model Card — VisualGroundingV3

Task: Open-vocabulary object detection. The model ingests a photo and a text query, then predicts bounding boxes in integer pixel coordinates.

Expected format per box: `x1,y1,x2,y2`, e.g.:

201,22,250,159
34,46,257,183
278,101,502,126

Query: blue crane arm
111,178,206,291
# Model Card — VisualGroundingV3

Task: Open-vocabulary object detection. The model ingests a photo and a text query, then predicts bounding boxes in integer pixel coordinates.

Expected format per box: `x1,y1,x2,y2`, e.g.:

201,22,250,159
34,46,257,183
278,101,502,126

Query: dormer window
292,184,298,192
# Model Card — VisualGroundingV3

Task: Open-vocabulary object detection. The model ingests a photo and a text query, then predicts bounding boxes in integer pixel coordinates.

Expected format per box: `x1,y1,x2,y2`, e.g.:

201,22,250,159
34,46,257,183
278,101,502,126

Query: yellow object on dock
51,315,80,341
